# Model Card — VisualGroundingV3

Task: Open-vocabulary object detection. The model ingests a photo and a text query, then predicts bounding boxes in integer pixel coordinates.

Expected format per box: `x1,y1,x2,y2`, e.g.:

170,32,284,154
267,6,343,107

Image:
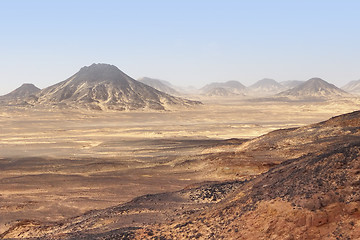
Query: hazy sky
1,0,360,95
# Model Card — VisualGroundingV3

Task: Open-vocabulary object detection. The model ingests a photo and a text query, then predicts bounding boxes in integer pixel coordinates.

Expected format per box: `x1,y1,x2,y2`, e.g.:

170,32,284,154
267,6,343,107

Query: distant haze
1,1,360,95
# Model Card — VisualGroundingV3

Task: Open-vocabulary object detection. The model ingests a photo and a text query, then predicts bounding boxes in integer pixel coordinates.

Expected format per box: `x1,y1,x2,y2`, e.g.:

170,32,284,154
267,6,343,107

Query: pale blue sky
1,0,359,94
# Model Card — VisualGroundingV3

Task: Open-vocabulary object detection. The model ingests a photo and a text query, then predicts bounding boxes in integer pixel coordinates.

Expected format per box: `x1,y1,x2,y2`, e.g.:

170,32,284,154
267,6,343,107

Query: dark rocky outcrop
280,80,305,89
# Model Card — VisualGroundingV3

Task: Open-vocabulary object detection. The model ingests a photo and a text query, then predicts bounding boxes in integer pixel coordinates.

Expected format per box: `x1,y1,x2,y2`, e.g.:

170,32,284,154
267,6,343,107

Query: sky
1,0,360,95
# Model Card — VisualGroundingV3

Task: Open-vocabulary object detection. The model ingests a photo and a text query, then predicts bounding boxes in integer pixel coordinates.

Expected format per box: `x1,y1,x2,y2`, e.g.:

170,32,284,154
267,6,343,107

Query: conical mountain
35,63,201,111
1,83,40,100
138,77,180,96
277,77,351,100
201,80,246,95
248,78,285,96
342,79,360,94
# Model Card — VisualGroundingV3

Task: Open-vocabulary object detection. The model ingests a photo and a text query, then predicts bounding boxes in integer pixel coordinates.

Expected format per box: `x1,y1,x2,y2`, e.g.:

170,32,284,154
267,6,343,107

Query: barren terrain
1,97,360,237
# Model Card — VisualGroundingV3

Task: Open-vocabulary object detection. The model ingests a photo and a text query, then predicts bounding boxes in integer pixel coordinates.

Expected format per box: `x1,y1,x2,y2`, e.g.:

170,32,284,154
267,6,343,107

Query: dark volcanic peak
248,78,285,96
138,77,180,96
277,77,351,100
342,79,360,94
1,83,40,99
75,63,129,83
34,63,201,111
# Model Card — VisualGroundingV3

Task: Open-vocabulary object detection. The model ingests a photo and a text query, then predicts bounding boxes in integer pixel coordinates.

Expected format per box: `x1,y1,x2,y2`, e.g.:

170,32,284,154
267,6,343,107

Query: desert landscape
1,1,360,239
1,63,360,239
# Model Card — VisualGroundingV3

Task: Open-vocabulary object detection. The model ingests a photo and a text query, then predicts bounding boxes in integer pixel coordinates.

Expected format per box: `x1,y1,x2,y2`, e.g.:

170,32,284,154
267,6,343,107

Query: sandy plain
0,97,359,234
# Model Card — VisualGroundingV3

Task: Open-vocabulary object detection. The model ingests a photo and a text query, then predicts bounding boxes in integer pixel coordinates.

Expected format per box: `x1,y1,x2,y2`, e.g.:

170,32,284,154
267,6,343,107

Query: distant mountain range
0,83,40,100
203,87,240,97
196,78,355,99
277,77,352,100
280,80,305,89
2,69,358,104
0,64,201,111
342,80,360,94
247,78,286,96
200,80,246,96
138,77,180,96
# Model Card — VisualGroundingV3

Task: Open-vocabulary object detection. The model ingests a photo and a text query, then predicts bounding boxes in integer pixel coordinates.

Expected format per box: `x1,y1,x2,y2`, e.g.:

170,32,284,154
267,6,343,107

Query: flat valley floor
1,97,359,233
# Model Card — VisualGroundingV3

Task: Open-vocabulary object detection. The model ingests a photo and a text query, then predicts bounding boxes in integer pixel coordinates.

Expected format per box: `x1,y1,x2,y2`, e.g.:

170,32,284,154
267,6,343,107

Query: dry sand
0,97,359,233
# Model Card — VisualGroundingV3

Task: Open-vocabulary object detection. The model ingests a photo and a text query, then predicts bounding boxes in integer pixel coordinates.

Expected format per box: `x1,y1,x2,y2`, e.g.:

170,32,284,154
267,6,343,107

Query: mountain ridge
201,80,246,96
277,77,351,100
0,83,40,99
248,78,286,96
31,63,201,111
280,80,305,89
138,77,180,96
342,79,360,94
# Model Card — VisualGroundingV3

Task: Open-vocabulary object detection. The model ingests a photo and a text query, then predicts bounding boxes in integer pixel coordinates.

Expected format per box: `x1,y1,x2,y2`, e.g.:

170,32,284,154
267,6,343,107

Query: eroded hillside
3,111,360,239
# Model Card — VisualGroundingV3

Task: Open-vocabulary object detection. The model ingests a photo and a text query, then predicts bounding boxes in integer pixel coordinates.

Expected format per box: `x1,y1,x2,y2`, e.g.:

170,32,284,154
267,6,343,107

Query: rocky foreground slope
2,111,360,239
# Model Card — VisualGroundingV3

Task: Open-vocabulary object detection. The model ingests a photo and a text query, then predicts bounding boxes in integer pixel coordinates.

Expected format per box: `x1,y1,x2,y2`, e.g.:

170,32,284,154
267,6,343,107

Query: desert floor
0,97,359,233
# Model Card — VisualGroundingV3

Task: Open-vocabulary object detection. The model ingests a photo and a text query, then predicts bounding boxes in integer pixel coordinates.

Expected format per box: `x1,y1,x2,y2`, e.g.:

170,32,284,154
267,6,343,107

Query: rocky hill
143,140,360,239
0,83,40,105
248,78,285,96
137,111,360,239
138,77,180,96
31,64,201,111
201,80,246,96
3,110,360,239
342,79,360,94
277,77,351,100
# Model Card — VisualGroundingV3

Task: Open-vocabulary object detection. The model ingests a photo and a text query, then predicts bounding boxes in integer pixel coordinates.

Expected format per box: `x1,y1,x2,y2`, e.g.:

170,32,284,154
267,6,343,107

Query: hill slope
138,77,180,96
248,78,285,96
342,79,360,94
33,64,200,111
138,111,360,239
277,78,351,100
280,80,305,89
4,110,360,239
145,141,360,239
203,87,239,97
201,80,246,96
0,83,40,104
